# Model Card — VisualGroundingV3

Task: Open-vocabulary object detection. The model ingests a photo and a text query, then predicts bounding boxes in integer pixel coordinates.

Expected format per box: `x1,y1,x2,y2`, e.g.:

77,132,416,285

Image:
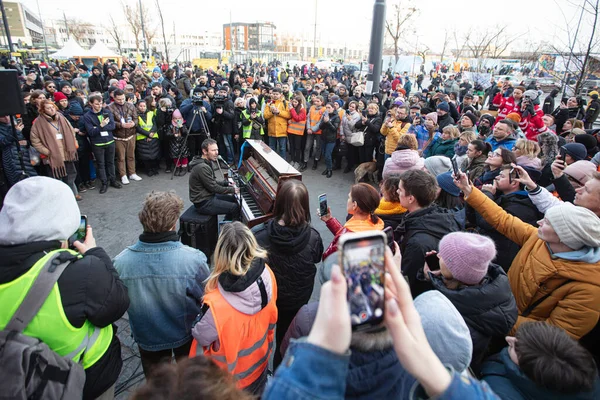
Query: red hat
53,92,68,102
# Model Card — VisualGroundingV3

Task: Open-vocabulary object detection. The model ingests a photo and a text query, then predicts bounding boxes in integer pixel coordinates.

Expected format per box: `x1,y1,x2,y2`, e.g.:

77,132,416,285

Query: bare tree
106,15,123,55
439,30,450,63
385,1,418,64
575,0,599,94
65,19,96,47
464,26,522,71
123,2,141,52
417,45,430,66
155,0,169,63
452,30,468,62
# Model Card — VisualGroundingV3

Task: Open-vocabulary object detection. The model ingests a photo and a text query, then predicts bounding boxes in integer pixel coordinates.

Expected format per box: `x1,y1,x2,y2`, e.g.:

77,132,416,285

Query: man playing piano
189,139,240,221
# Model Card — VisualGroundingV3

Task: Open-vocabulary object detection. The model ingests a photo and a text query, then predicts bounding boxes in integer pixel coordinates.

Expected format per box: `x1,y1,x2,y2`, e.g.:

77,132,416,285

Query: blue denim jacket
263,339,500,400
114,240,209,351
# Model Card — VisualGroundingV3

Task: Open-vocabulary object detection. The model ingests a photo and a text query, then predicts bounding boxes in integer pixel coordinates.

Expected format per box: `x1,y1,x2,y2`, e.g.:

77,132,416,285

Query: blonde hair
514,138,541,158
396,134,418,150
459,131,477,144
206,222,267,292
443,125,461,139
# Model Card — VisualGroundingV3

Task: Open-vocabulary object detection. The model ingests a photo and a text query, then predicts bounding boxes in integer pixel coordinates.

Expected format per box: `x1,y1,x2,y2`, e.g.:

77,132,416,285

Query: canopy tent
49,38,90,60
88,41,120,58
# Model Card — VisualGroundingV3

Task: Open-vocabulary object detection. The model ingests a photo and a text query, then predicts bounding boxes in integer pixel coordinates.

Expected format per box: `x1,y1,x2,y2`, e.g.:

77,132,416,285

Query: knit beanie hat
438,232,497,285
424,155,452,177
562,143,588,162
171,109,183,126
523,89,540,102
574,133,599,155
414,291,472,372
437,101,450,113
506,112,522,123
426,112,438,125
462,112,477,126
0,177,80,245
436,171,461,197
153,66,161,74
545,203,600,250
480,114,496,127
564,160,597,185
53,92,68,102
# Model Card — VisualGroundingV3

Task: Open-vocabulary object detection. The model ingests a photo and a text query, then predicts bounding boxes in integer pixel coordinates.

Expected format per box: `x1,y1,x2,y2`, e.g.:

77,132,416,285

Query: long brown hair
351,183,381,224
272,180,310,227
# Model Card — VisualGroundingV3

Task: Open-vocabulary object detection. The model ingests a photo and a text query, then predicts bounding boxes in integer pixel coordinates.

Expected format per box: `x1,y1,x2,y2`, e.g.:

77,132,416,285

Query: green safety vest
241,109,264,139
136,110,158,141
0,249,113,369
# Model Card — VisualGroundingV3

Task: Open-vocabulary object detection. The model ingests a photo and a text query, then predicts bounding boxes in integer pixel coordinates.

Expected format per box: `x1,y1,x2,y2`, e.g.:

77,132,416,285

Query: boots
326,170,332,178
299,162,308,172
312,160,318,170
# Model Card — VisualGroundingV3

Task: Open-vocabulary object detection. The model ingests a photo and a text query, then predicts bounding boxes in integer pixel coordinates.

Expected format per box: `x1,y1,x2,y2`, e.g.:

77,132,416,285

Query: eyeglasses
489,152,501,157
47,86,56,89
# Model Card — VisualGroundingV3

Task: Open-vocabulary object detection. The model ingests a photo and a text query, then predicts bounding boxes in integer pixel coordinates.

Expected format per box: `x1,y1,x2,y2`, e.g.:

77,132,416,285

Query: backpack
0,252,86,399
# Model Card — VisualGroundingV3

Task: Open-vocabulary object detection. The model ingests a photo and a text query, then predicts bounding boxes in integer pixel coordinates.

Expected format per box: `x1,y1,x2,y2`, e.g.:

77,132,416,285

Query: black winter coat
135,111,161,161
429,264,517,369
320,112,341,143
395,206,462,298
0,124,37,186
167,125,190,159
475,191,543,272
354,113,383,148
212,99,236,136
0,241,129,399
254,221,323,310
88,74,105,94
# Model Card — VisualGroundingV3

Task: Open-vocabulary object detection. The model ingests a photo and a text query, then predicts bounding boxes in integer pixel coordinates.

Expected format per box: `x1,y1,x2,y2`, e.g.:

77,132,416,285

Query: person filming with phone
0,177,130,399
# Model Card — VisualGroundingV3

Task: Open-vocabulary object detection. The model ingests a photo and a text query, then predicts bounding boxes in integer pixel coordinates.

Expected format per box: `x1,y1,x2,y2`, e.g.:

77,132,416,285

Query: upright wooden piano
231,140,302,227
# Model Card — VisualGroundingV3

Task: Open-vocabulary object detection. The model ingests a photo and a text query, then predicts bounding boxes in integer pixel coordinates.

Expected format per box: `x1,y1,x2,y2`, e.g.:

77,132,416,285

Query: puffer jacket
463,154,488,183
135,110,160,161
466,187,600,339
167,125,190,159
395,206,462,298
323,216,385,261
429,264,517,368
381,120,411,155
254,221,323,309
320,111,341,143
341,110,361,142
382,149,424,179
475,190,543,272
354,113,382,148
264,99,291,137
0,123,37,186
425,137,458,158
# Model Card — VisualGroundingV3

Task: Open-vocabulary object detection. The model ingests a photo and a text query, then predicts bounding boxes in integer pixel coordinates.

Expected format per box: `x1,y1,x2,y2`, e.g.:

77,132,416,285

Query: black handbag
335,141,348,158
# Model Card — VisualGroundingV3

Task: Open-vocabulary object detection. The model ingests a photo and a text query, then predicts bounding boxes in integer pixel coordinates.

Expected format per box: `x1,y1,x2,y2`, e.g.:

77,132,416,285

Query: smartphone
451,157,460,177
425,253,440,271
68,215,87,249
383,226,395,254
15,116,22,125
339,231,386,331
318,193,328,217
559,147,567,163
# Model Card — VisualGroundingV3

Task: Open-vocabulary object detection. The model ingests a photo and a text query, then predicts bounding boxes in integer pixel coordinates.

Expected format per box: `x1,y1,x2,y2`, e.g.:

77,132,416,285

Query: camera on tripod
213,94,227,106
192,94,204,105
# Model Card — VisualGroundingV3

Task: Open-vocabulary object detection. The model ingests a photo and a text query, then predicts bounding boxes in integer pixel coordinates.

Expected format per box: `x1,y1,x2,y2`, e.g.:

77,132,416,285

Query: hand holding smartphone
68,215,87,249
339,231,386,332
451,157,460,177
318,193,328,217
384,226,396,255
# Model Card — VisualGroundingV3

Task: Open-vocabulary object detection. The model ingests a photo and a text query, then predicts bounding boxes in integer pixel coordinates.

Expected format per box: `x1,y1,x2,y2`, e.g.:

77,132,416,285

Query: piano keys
231,140,302,227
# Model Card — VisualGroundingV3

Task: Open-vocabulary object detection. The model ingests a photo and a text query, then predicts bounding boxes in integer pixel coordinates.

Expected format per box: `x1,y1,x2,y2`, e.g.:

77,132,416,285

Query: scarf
139,231,179,243
375,199,407,215
454,143,468,156
32,113,78,178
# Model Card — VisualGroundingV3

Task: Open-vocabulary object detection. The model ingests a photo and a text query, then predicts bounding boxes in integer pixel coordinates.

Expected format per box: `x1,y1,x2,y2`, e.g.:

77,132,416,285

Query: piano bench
179,206,219,261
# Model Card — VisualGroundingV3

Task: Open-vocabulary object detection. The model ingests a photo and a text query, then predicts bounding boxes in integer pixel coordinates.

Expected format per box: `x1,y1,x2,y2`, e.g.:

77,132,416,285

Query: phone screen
559,147,567,162
68,215,87,248
318,193,328,216
341,234,386,330
425,253,440,271
384,226,395,254
451,157,460,177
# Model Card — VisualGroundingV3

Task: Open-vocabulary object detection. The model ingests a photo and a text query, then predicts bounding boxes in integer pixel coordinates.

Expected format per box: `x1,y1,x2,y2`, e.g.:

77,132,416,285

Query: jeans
115,138,136,178
322,140,336,170
222,133,235,164
138,340,192,378
288,134,304,164
303,134,322,162
269,136,287,160
194,194,240,221
91,142,116,184
58,161,78,195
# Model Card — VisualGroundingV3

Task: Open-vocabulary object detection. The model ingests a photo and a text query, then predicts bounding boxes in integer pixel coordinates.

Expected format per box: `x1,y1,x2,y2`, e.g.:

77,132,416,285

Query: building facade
223,22,276,53
0,1,44,48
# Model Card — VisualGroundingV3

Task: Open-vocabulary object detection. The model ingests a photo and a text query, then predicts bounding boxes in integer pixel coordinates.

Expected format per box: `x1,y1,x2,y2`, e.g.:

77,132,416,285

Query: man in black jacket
211,86,237,164
0,177,129,399
88,66,105,93
189,138,239,220
394,170,461,297
475,166,543,271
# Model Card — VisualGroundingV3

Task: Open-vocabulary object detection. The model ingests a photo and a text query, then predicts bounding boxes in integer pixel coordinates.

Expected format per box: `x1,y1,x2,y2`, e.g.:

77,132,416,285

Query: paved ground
78,157,356,397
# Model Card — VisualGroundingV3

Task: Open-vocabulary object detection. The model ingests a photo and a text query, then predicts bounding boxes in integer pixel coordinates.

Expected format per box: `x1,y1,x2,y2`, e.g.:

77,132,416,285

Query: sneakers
129,174,142,181
75,194,83,201
121,176,130,185
86,180,96,190
78,183,88,193
110,180,123,189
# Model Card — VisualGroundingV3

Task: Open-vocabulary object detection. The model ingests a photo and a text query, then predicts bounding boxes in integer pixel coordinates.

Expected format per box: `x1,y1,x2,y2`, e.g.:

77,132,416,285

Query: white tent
49,38,89,59
88,41,120,58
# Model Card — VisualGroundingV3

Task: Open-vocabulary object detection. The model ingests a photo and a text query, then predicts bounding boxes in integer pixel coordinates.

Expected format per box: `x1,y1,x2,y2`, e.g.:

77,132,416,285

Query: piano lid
244,140,300,176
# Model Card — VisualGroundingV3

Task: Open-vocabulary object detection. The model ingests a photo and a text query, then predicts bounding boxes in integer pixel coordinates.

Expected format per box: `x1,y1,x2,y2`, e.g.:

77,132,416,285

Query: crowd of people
1,57,600,400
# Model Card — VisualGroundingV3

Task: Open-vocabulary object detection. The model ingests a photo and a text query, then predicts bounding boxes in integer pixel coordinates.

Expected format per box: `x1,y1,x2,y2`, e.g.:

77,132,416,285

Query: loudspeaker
0,70,25,116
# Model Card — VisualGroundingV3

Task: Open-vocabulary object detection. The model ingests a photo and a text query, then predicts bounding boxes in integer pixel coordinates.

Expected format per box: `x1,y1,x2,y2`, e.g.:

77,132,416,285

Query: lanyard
48,120,60,134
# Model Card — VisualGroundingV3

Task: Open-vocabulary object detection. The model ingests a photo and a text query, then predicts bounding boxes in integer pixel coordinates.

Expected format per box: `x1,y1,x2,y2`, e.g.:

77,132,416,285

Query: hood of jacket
390,149,424,170
482,348,600,400
430,264,517,337
0,241,61,284
217,258,274,315
345,348,409,399
265,221,312,254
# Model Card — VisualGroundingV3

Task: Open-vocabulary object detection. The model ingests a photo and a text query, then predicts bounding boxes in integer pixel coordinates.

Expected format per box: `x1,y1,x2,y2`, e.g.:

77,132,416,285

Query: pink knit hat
426,112,438,125
438,232,496,285
171,109,183,126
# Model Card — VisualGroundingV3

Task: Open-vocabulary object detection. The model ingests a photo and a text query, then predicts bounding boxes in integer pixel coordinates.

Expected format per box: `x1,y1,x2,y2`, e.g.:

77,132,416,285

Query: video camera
213,94,227,105
192,94,204,105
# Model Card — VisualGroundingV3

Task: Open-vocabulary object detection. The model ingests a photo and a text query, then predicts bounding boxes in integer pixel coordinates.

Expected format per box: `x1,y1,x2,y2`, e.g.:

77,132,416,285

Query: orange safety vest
287,119,305,136
189,265,278,389
308,106,324,135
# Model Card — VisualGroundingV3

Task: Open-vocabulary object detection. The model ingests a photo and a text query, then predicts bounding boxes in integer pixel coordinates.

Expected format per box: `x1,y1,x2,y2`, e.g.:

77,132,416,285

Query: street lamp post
365,0,386,95
0,0,14,53
36,0,49,61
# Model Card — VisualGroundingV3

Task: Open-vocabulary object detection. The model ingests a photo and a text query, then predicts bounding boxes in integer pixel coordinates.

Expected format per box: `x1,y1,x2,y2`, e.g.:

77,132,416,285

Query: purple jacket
383,149,425,179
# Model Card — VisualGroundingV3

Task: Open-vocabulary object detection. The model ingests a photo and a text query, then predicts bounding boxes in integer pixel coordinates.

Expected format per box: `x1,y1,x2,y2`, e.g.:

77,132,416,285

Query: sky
21,0,593,53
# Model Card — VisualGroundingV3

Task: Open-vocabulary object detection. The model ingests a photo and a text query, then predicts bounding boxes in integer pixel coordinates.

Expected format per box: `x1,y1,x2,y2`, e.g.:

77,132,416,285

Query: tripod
171,105,211,180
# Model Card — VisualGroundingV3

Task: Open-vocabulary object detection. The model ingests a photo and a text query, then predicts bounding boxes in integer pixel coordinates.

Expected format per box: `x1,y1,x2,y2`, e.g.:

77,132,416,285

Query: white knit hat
0,177,80,245
545,203,600,250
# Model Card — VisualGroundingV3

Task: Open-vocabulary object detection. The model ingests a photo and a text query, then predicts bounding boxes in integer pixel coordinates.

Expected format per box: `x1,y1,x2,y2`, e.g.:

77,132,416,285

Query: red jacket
518,105,548,141
322,216,385,261
493,94,519,124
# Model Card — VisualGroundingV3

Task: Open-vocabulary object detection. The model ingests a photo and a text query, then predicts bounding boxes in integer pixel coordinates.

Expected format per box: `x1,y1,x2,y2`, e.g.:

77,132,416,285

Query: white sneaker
121,176,130,185
129,174,142,181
